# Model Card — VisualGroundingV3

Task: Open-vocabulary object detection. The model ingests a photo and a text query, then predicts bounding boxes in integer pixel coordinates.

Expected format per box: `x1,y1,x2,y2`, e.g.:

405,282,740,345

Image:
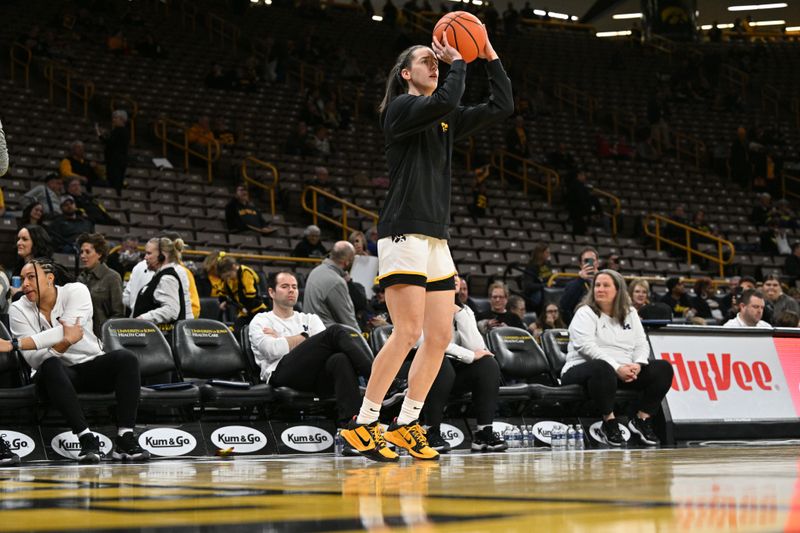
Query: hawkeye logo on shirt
440,122,449,133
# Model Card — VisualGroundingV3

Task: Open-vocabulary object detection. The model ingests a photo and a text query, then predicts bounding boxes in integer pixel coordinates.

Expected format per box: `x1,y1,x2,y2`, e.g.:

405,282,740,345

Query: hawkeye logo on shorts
440,122,448,133
392,235,407,244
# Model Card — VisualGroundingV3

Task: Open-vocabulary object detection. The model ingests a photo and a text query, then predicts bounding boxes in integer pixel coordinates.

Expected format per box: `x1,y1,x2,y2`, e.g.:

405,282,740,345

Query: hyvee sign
649,333,796,421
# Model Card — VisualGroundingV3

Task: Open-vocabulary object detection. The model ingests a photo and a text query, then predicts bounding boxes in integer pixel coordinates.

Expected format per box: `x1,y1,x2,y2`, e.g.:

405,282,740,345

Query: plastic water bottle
566,425,576,448
525,425,535,448
574,425,585,450
550,426,561,450
521,426,530,448
334,430,344,456
503,427,511,447
512,426,522,449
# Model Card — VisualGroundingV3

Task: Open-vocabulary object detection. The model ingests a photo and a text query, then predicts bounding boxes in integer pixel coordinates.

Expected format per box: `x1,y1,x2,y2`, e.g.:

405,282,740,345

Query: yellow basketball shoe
384,419,439,461
340,419,398,463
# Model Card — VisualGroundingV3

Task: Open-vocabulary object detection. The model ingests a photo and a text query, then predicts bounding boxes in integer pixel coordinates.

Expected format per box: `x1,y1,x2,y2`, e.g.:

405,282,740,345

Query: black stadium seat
172,319,272,410
101,319,201,411
0,322,37,416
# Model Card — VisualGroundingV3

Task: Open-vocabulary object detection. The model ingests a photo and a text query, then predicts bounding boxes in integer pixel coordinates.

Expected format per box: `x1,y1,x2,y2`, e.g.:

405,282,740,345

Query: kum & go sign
649,332,800,422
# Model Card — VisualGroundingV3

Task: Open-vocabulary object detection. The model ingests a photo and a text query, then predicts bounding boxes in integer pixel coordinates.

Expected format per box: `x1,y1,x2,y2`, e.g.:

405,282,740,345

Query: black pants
400,355,501,427
36,349,141,434
561,359,674,417
270,324,373,424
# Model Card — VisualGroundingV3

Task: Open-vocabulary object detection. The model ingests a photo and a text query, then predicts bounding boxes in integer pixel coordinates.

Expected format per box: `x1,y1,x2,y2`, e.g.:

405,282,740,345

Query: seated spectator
212,254,268,332
131,237,189,335
284,121,314,156
775,199,797,230
476,281,525,333
311,126,334,157
59,141,101,191
467,166,490,221
760,222,791,255
365,226,379,255
47,196,94,253
723,276,757,321
784,242,800,283
306,166,339,216
505,115,530,159
602,254,622,272
628,278,650,312
292,225,327,258
106,236,140,283
212,117,237,146
659,277,693,318
205,63,232,90
95,110,129,193
560,247,599,324
66,178,119,226
751,192,775,227
532,303,566,339
160,230,200,320
19,202,45,228
775,310,800,328
561,270,674,446
13,225,53,279
349,230,371,256
547,142,577,175
106,29,129,54
136,33,164,59
249,272,373,428
522,243,553,312
77,233,124,338
456,275,479,313
303,241,360,331
187,116,215,147
24,173,64,217
224,184,276,235
405,294,507,453
762,275,800,326
508,294,536,333
691,277,718,321
9,258,149,463
723,289,770,328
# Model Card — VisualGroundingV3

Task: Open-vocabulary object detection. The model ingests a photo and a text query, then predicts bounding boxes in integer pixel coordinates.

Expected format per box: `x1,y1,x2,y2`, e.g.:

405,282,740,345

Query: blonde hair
148,237,185,264
487,281,509,298
627,278,650,304
579,269,632,325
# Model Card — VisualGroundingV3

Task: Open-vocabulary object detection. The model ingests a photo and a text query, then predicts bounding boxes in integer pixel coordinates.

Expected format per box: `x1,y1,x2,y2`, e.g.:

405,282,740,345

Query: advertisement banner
649,333,796,422
270,421,336,454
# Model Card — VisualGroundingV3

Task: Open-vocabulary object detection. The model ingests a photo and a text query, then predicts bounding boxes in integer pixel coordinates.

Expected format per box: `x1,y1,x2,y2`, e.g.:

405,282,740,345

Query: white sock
118,428,133,437
396,397,424,426
356,398,381,425
77,428,91,437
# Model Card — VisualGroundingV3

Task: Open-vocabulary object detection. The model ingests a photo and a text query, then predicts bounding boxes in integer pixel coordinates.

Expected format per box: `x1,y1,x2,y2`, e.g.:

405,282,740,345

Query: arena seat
172,319,272,410
0,322,38,416
101,319,201,411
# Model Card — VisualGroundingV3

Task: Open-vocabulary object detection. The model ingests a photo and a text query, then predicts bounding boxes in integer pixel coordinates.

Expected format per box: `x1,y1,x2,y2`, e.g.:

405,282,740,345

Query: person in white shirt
123,240,194,320
249,271,374,426
132,237,190,335
562,269,674,447
723,289,771,328
8,257,149,463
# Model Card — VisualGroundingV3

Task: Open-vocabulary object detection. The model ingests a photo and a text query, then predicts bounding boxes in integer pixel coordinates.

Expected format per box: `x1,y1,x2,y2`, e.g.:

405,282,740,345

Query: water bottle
525,425,535,448
550,426,561,450
503,427,511,447
512,426,522,449
334,430,344,456
566,425,576,448
574,425,585,450
521,426,530,448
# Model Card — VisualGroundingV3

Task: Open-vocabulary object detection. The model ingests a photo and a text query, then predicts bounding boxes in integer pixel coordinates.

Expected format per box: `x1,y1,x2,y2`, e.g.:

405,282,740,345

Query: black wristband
300,332,309,339
11,338,19,351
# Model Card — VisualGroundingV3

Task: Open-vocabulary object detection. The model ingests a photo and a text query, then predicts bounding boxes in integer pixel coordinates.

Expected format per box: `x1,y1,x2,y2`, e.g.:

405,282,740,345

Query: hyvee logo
281,426,332,452
210,426,267,454
138,428,197,457
663,352,773,401
532,421,568,444
439,424,464,447
0,430,35,458
51,431,112,460
589,421,630,443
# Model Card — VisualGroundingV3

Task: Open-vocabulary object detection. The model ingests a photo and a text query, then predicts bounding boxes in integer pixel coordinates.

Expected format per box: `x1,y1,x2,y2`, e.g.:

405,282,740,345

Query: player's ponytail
378,45,426,124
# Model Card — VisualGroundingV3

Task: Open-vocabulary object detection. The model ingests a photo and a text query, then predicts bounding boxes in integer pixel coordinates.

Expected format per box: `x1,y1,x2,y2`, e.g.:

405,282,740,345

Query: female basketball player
341,32,513,461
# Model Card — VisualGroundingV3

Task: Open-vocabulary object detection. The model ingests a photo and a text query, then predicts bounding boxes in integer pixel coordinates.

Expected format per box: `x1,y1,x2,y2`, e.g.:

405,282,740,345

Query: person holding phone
560,247,600,325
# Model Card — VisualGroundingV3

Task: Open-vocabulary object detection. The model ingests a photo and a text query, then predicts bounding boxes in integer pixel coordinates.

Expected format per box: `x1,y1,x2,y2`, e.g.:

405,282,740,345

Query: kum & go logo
662,352,773,401
1,431,35,458
138,428,197,457
210,426,267,454
281,425,332,452
51,431,112,460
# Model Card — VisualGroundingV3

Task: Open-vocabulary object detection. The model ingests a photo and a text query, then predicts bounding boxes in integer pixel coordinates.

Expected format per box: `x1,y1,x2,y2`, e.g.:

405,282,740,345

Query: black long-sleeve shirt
378,59,513,240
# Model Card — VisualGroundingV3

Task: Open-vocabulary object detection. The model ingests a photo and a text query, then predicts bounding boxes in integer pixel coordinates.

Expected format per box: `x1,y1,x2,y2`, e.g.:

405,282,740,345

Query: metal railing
110,95,138,146
554,82,596,122
336,84,363,121
241,156,279,217
782,173,800,203
153,117,221,181
546,271,731,288
611,109,637,140
287,61,324,94
721,64,749,101
178,0,199,31
301,185,379,240
207,12,240,52
520,17,594,32
454,136,475,171
42,61,95,119
643,214,735,277
761,84,780,116
490,149,560,205
673,130,706,168
110,244,323,267
9,43,32,89
593,188,622,237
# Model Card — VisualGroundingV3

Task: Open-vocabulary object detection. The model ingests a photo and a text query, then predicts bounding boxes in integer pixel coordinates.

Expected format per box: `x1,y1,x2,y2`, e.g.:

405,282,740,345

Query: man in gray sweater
303,241,360,331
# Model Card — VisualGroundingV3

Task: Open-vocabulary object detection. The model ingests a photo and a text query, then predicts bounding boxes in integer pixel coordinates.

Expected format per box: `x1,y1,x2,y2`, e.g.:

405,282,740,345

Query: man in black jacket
559,247,599,325
96,110,129,193
66,178,119,226
47,196,94,253
224,184,276,235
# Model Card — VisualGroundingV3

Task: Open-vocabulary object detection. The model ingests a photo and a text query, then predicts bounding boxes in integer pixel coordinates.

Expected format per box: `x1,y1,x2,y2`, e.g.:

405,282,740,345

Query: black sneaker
628,417,659,446
425,426,451,454
471,427,508,452
0,437,20,466
382,378,407,408
78,433,103,464
112,432,151,461
600,419,625,447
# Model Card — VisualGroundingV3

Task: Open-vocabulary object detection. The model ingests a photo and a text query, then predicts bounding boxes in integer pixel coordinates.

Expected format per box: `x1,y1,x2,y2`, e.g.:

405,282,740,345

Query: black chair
101,319,201,411
199,297,222,320
172,319,272,409
239,323,335,417
0,322,37,417
369,325,393,356
486,326,581,404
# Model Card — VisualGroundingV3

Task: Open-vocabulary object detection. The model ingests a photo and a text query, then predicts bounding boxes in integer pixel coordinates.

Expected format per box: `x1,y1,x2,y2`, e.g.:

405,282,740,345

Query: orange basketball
433,11,486,64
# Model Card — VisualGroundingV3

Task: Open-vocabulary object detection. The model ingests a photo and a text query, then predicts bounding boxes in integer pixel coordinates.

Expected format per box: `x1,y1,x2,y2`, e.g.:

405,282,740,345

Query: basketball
433,11,487,64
